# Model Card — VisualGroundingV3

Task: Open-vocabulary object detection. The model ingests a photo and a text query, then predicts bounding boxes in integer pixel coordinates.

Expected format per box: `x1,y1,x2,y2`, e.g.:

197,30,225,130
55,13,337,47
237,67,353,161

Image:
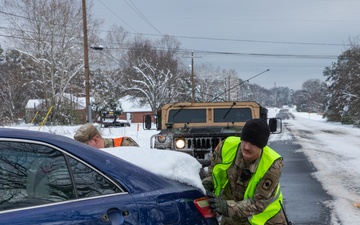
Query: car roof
0,128,188,194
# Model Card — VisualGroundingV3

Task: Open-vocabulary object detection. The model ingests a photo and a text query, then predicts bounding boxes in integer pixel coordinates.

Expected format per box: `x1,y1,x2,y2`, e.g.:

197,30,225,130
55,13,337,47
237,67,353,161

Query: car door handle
107,208,126,225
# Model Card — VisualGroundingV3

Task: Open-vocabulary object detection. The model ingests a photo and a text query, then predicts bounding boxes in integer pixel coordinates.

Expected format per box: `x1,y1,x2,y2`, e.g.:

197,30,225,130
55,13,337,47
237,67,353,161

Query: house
25,95,94,124
25,99,45,123
25,94,153,125
117,96,153,123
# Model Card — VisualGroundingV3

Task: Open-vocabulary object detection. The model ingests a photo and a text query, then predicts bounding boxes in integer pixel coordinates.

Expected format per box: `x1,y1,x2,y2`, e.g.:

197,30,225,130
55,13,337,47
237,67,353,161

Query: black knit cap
241,119,270,149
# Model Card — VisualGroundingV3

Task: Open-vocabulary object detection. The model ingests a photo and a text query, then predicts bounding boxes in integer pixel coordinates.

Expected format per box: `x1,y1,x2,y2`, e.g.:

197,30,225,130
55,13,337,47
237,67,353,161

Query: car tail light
194,197,215,218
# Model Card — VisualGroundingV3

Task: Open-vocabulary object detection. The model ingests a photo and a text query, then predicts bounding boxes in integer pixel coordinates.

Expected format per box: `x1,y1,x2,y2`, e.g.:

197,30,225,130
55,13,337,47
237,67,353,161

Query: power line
92,2,347,47
0,10,34,21
97,0,162,35
97,0,138,33
123,0,162,35
126,33,347,47
0,26,83,39
0,9,341,61
0,31,339,60
0,9,347,47
211,69,270,102
184,50,338,59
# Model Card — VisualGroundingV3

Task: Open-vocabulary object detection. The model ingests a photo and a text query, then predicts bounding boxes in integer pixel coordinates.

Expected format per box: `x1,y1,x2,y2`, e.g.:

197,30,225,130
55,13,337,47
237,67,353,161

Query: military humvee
150,101,279,166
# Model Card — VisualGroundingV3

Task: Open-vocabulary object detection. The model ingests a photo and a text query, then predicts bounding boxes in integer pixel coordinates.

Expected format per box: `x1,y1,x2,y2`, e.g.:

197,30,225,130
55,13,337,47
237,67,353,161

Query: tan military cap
74,123,100,143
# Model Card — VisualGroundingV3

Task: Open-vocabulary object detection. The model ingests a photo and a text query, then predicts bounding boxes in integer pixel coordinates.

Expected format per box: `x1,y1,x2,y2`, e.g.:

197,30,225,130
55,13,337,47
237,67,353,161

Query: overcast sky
92,0,360,90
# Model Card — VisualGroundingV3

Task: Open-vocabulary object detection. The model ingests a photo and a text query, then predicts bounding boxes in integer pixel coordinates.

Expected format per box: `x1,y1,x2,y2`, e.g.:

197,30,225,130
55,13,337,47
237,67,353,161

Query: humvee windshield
168,109,206,123
167,108,253,123
214,108,252,122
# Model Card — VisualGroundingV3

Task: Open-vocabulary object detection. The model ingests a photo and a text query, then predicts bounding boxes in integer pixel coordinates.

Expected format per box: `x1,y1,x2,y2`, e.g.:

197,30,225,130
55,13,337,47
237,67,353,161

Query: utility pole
210,69,269,102
274,82,277,107
186,51,201,102
82,0,91,122
228,75,231,101
191,51,194,102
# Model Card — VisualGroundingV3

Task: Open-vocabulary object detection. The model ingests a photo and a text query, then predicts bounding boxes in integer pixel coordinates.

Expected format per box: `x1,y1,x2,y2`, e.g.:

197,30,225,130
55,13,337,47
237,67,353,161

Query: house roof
119,95,152,112
25,95,152,113
26,99,43,109
25,95,94,110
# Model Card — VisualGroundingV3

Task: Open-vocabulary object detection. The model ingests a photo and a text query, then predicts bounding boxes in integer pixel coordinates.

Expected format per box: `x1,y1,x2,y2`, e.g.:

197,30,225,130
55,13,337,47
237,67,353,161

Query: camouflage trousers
219,209,288,225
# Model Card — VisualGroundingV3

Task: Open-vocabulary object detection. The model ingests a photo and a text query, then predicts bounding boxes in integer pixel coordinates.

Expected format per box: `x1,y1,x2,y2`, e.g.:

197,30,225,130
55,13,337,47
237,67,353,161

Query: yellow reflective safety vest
213,136,241,196
212,136,283,225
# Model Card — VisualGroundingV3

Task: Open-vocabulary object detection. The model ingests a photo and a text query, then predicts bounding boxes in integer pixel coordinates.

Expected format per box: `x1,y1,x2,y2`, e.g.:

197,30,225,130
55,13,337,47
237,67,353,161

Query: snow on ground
278,109,360,225
4,107,360,224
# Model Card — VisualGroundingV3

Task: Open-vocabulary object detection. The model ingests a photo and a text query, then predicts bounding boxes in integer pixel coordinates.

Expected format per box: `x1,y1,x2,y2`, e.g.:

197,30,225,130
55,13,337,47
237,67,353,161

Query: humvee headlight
175,139,186,149
157,135,166,143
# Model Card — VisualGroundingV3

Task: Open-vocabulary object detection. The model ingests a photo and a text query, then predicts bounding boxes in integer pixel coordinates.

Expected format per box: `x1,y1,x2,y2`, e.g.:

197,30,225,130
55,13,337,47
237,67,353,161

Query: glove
208,196,229,217
202,180,214,193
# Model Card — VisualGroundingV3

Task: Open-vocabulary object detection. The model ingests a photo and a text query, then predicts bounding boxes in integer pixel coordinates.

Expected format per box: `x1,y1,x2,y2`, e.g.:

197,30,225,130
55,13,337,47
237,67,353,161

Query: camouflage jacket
203,141,287,225
104,137,139,148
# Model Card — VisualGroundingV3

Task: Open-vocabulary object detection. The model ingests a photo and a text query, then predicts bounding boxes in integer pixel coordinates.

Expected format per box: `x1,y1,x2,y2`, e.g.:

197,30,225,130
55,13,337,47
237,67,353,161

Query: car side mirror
144,115,152,130
268,118,282,133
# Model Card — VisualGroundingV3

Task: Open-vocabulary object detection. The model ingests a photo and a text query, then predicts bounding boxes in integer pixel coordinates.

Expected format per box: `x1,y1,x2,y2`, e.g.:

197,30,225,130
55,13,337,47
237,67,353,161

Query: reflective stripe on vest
245,145,282,225
113,137,123,147
212,136,241,196
212,138,283,225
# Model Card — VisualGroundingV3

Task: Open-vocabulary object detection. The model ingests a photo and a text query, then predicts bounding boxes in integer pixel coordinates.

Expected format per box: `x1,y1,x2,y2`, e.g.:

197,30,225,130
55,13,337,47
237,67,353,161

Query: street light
91,45,104,51
87,45,104,122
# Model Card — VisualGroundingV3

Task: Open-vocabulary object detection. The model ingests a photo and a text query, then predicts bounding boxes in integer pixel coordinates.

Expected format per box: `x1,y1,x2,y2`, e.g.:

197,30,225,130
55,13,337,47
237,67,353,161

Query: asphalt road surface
269,129,332,225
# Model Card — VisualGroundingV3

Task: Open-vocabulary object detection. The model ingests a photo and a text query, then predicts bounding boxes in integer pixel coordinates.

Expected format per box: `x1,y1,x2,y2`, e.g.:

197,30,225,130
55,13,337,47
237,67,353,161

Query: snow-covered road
276,111,360,224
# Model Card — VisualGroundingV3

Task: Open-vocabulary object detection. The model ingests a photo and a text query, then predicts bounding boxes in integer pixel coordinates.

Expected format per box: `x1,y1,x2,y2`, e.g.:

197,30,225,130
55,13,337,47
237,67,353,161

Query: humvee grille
175,137,224,151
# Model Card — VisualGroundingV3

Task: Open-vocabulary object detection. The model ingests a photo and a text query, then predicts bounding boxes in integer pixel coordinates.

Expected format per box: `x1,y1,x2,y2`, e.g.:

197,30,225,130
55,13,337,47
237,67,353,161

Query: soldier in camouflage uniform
74,123,139,148
202,119,288,225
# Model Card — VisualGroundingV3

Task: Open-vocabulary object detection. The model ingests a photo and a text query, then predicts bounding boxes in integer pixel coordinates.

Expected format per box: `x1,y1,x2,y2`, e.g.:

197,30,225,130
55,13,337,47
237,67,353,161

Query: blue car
0,128,218,224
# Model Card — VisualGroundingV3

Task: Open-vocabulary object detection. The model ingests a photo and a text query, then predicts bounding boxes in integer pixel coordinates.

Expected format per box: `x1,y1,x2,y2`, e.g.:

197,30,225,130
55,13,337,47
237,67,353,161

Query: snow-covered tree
195,65,235,102
324,42,360,125
291,79,327,113
92,96,123,123
1,0,102,124
0,50,30,124
122,36,187,113
90,24,130,109
126,60,180,113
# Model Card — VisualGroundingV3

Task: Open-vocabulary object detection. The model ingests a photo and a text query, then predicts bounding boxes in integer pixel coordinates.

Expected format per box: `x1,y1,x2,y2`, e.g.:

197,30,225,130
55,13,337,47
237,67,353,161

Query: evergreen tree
324,47,360,125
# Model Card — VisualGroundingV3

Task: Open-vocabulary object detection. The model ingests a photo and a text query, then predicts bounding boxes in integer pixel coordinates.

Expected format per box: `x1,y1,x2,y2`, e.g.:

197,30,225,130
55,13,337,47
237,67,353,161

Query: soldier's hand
202,180,214,193
208,196,229,217
206,190,215,198
122,137,139,147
